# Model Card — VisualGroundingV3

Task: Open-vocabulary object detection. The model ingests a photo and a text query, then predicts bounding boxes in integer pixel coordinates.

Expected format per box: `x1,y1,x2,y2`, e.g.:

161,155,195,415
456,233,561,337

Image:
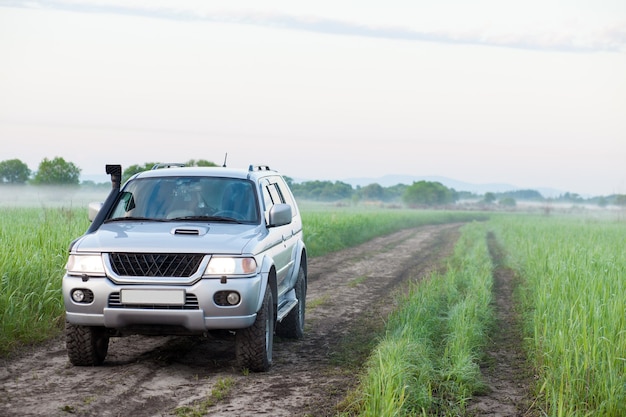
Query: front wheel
235,286,274,372
66,322,109,366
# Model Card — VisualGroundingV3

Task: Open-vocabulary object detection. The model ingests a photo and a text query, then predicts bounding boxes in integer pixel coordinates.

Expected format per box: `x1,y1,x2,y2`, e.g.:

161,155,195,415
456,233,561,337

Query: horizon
1,174,622,206
76,170,613,198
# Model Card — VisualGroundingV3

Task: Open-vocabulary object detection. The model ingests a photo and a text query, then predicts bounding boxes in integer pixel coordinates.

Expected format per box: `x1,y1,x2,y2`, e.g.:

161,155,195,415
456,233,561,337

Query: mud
467,232,534,417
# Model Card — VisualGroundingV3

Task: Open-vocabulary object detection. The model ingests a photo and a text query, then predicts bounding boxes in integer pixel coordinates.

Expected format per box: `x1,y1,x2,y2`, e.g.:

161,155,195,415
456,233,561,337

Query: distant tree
186,159,218,167
456,190,479,200
290,180,353,201
615,194,626,207
499,197,517,207
320,181,353,201
0,159,31,184
499,189,544,201
358,183,385,201
385,184,409,201
403,181,457,207
559,192,583,203
122,162,158,184
597,197,608,208
121,160,219,183
283,176,294,188
31,157,80,185
483,192,496,204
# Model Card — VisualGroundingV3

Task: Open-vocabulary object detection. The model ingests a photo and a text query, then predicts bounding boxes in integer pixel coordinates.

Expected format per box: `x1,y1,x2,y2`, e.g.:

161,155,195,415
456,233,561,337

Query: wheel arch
258,256,278,321
289,240,308,286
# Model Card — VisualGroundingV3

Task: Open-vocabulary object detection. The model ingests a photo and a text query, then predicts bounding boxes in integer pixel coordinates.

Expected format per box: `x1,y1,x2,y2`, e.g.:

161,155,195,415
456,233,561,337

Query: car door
260,177,296,296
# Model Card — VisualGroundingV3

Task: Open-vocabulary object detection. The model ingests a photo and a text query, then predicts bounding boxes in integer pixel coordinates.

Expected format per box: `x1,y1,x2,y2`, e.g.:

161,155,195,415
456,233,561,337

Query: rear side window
260,176,297,219
274,176,297,216
266,183,283,205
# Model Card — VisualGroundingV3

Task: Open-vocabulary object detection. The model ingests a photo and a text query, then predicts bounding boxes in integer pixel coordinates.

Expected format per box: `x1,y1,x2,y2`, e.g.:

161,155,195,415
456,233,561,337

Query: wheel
276,266,306,339
66,322,109,366
235,286,274,372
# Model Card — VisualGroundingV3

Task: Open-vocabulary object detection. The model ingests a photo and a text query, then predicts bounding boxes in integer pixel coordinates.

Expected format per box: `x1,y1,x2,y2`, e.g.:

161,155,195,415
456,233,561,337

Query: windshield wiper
167,215,243,223
104,216,168,223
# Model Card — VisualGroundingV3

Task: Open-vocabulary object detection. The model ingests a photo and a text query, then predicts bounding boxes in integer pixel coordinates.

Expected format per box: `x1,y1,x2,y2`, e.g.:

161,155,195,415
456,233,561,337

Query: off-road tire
236,286,274,372
276,266,306,339
66,322,109,366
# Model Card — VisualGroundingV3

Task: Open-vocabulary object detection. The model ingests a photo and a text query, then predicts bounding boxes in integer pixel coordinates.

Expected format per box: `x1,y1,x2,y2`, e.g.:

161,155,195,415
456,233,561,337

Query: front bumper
63,273,263,332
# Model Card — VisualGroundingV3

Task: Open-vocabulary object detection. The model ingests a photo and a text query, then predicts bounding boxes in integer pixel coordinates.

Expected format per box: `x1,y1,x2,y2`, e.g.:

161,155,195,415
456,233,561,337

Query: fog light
226,292,240,305
72,289,85,303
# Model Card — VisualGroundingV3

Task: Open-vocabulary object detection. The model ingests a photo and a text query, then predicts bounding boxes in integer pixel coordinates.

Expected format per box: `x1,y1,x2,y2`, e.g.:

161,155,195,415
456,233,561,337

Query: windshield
107,177,259,223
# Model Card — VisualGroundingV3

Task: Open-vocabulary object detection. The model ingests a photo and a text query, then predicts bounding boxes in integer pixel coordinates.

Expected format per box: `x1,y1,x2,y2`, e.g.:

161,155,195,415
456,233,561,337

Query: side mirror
88,202,103,222
268,204,292,227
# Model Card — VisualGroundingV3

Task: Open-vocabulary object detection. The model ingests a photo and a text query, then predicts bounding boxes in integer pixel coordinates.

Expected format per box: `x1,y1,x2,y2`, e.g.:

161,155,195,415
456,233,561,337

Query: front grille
109,253,204,277
108,293,200,310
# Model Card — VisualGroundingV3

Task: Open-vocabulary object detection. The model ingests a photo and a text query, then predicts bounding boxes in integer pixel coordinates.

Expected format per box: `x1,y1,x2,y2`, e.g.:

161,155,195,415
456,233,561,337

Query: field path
1,223,530,416
467,232,534,416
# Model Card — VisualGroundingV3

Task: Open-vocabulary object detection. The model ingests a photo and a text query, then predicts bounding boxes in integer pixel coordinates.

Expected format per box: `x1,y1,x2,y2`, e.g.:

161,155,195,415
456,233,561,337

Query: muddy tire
66,322,109,366
236,286,274,372
276,266,306,339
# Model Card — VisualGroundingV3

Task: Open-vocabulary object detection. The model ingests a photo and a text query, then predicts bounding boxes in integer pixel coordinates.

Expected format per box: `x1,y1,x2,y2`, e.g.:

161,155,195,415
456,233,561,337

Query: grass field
0,207,90,353
490,214,626,416
345,212,625,416
1,203,624,416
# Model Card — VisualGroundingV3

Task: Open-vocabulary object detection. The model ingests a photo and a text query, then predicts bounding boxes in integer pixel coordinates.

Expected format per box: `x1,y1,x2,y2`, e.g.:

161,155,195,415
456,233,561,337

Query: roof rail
151,163,186,170
248,165,272,172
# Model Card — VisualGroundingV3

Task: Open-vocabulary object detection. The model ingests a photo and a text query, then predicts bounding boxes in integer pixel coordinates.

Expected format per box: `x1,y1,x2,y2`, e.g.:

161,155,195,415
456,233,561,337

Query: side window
261,178,289,224
260,179,274,211
110,191,135,218
267,183,283,205
261,176,297,222
274,176,297,216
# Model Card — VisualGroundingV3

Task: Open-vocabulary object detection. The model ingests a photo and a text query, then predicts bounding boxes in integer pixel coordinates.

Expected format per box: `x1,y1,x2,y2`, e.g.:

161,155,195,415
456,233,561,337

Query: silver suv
63,164,307,371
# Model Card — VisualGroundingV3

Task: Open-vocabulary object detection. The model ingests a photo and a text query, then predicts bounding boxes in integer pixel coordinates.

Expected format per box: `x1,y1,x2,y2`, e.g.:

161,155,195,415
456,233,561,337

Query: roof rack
248,165,272,172
151,163,186,170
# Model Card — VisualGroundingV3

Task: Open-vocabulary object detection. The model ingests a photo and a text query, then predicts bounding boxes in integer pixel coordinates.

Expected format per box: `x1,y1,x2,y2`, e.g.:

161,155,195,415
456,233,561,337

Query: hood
72,221,264,255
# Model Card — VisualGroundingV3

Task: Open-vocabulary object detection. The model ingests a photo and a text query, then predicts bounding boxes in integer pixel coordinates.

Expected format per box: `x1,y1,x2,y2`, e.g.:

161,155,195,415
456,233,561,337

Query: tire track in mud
467,232,533,417
0,223,462,417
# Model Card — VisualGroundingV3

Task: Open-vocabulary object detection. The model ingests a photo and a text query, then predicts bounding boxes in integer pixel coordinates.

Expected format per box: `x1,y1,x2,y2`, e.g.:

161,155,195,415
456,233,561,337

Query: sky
1,0,625,196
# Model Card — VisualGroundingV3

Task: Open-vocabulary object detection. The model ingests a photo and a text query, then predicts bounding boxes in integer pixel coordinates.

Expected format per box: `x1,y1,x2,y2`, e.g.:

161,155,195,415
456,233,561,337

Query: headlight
66,254,106,276
205,257,257,276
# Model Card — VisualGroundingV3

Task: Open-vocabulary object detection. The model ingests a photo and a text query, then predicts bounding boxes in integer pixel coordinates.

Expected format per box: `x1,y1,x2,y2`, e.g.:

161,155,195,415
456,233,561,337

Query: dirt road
1,223,527,416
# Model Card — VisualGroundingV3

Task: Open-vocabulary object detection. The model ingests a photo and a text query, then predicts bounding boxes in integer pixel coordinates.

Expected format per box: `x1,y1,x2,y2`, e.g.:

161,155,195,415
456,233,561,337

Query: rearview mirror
267,204,292,227
88,202,103,222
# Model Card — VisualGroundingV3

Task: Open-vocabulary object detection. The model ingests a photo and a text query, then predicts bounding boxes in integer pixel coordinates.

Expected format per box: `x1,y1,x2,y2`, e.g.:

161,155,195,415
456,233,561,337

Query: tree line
2,157,625,207
0,157,80,185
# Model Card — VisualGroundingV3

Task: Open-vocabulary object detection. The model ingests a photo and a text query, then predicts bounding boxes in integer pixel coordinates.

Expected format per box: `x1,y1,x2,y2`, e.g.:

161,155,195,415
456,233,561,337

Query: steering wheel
213,210,245,221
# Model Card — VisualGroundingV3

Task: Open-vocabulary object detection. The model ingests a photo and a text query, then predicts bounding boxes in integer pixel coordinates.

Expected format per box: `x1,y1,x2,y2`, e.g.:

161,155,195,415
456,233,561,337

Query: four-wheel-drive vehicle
62,163,307,371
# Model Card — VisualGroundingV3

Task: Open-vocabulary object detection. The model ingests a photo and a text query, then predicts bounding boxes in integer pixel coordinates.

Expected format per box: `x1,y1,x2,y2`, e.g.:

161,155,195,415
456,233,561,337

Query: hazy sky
1,0,625,196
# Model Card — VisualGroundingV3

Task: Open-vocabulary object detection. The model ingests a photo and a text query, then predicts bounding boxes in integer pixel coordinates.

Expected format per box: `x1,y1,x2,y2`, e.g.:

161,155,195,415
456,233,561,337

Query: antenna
222,152,228,167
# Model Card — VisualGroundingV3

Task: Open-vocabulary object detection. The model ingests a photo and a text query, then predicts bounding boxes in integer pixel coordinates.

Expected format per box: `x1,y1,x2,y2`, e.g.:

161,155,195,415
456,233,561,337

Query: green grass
343,213,626,416
490,214,626,416
174,377,235,416
0,207,90,354
301,205,487,257
341,221,494,416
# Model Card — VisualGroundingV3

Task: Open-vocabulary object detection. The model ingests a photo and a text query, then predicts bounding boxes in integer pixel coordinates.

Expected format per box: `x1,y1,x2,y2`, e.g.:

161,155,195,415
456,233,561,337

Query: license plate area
120,289,185,305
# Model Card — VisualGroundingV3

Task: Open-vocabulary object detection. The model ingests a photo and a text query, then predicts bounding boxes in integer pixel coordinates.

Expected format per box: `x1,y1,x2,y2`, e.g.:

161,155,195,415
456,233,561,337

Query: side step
276,289,298,322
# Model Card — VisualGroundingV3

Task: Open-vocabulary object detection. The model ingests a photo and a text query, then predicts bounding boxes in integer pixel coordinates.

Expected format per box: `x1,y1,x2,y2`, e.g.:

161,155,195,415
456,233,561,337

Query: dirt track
0,223,529,416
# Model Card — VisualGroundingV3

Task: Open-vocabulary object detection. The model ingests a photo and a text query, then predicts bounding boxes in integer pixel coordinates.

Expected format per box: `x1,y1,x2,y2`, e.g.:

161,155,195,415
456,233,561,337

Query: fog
0,185,110,208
